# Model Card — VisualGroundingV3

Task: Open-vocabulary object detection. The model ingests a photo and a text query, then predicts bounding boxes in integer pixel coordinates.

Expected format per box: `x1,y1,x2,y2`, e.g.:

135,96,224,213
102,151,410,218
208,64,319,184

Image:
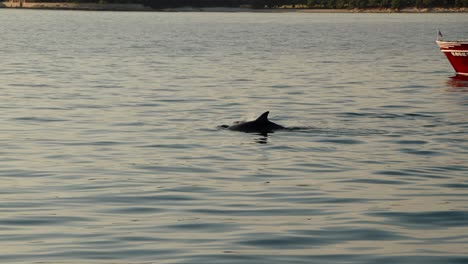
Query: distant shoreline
1,3,467,13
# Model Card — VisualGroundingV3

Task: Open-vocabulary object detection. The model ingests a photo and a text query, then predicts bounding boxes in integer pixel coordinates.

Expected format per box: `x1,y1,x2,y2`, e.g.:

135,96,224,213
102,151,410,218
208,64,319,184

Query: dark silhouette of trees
23,0,468,8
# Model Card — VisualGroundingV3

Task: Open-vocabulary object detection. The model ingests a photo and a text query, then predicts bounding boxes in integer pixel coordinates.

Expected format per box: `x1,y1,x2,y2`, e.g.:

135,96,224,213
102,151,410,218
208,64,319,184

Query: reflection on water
446,75,468,92
255,135,269,144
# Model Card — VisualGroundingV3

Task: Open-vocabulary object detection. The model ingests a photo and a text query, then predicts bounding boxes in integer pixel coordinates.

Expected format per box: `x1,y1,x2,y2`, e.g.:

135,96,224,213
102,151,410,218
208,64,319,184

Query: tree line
25,0,468,8
304,0,468,9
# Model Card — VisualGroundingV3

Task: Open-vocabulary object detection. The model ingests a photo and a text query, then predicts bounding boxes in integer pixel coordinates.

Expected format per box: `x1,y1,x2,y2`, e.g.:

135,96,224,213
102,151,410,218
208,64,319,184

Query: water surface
0,10,467,264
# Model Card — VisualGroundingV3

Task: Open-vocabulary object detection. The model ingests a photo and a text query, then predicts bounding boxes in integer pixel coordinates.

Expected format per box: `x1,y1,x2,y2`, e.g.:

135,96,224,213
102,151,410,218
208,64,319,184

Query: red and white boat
436,32,468,76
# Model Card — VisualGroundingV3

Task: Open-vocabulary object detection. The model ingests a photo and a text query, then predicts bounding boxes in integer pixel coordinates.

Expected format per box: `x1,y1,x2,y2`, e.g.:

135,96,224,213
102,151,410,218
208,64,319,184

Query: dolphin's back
227,111,285,133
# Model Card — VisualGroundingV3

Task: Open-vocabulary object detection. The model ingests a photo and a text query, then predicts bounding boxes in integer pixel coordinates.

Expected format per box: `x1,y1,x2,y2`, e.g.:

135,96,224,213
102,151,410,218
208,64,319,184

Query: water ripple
1,11,467,264
369,211,468,228
0,216,89,226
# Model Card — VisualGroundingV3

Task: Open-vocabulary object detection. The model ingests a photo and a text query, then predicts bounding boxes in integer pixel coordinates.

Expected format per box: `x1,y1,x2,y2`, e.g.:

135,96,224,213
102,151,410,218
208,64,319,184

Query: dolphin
224,111,285,134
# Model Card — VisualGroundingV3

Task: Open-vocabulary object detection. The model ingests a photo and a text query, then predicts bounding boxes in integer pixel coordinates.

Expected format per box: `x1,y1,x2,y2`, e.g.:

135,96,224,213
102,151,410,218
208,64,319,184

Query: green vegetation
305,0,468,8
19,0,468,8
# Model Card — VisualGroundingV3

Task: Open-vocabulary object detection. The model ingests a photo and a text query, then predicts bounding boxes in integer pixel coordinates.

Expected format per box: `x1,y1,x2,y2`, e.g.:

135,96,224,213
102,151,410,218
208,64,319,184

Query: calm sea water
1,9,467,264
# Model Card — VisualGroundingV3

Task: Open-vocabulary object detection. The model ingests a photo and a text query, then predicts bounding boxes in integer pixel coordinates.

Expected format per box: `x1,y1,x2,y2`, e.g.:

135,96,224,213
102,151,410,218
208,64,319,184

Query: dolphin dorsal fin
255,111,270,122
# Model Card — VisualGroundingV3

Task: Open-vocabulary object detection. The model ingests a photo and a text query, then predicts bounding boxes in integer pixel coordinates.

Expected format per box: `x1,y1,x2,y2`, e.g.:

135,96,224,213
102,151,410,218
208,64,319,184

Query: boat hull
436,40,468,76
